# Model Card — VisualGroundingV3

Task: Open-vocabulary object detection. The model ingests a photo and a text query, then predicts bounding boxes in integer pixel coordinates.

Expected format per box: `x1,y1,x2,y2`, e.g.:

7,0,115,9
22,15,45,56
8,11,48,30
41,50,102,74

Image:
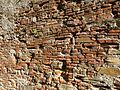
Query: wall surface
0,0,120,90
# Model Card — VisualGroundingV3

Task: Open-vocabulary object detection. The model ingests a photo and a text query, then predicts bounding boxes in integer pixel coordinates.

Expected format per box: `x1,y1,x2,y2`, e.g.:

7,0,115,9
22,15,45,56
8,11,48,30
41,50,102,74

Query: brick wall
0,0,120,90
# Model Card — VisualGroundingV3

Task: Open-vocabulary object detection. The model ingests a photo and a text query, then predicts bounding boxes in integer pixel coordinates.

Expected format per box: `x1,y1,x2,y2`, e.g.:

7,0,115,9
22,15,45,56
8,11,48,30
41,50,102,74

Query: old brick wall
0,0,120,90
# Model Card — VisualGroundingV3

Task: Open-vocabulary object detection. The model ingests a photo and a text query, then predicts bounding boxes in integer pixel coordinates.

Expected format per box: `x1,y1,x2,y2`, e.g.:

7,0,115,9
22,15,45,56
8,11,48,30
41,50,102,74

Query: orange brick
20,18,28,25
109,29,120,33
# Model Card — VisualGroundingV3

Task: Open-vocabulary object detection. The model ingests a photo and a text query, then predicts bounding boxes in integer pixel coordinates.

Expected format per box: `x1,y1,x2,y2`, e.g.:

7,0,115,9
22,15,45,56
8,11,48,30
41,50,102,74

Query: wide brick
109,29,120,33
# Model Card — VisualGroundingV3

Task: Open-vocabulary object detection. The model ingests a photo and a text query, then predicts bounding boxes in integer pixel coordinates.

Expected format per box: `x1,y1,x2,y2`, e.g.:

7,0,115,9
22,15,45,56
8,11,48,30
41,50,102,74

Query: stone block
76,37,94,43
20,85,34,90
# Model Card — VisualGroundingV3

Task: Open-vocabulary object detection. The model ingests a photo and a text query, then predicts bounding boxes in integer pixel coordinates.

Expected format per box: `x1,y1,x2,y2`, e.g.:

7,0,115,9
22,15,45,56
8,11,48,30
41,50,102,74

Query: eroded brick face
0,0,120,90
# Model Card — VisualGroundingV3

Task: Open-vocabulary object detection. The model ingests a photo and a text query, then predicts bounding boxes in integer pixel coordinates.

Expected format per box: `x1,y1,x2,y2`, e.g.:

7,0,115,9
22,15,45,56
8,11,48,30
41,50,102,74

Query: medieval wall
0,0,120,90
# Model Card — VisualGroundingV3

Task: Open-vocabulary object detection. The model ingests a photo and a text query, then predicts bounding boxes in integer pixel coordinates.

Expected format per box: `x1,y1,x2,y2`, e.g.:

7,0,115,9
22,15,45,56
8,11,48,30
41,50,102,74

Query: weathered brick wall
0,0,120,90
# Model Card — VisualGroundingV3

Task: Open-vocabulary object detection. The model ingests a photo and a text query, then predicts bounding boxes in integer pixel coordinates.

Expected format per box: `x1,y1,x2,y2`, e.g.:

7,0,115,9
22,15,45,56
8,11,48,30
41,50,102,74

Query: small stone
10,49,16,56
8,54,16,66
32,17,37,22
54,70,63,76
0,82,3,86
35,83,42,89
0,36,3,40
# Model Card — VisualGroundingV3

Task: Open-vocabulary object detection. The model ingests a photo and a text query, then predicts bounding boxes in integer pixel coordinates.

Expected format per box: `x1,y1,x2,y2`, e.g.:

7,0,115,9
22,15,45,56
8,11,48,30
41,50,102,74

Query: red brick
97,39,106,43
20,18,28,25
109,29,120,33
105,39,113,43
108,32,119,35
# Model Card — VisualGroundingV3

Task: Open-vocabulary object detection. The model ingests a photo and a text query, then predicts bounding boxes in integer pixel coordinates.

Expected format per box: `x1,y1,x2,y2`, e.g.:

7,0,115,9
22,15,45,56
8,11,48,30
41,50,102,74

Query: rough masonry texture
0,0,120,90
